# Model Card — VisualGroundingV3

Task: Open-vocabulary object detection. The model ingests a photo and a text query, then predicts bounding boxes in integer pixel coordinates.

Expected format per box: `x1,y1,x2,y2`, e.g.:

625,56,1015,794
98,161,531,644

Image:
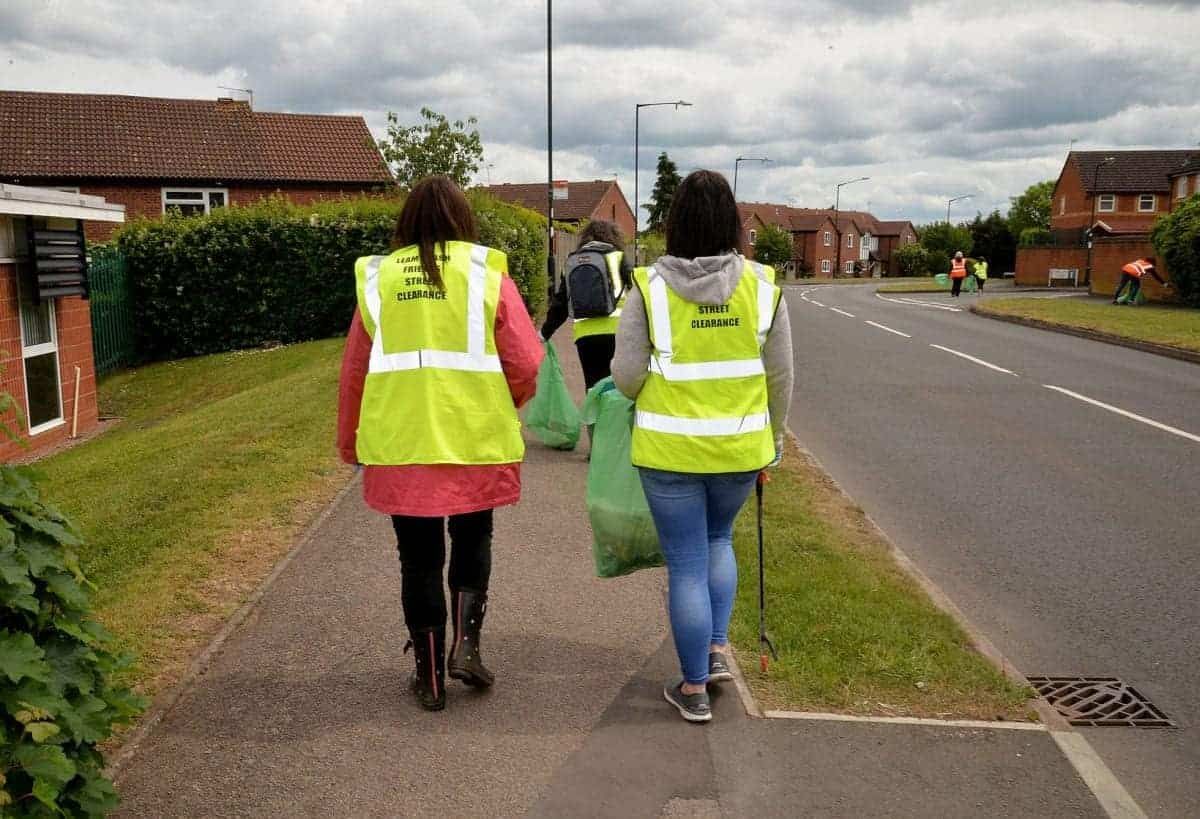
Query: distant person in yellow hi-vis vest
973,256,988,292
613,170,795,723
540,219,633,389
337,176,543,712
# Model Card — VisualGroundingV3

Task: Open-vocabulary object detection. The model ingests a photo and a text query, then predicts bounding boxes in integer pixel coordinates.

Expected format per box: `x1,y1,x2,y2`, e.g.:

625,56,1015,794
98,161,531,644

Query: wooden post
71,366,81,438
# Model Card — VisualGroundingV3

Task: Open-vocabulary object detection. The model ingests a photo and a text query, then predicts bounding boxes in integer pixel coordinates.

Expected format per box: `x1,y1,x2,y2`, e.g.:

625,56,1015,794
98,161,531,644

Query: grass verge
729,438,1031,720
37,339,351,698
976,297,1200,353
876,280,951,293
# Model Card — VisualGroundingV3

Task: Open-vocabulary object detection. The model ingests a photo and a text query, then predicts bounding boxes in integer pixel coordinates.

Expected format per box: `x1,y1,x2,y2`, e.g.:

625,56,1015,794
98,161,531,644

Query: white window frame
823,231,831,246
1176,176,1187,200
1097,194,1116,213
844,260,854,275
820,259,831,273
1137,194,1156,213
748,228,757,245
162,187,228,216
846,233,854,248
16,263,65,436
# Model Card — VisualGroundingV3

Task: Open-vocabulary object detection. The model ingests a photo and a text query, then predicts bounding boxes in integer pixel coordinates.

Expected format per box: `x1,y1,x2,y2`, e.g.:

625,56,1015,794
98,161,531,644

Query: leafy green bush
1151,194,1200,307
0,453,145,815
917,223,973,274
117,194,547,361
893,243,938,277
751,223,793,270
1019,227,1053,247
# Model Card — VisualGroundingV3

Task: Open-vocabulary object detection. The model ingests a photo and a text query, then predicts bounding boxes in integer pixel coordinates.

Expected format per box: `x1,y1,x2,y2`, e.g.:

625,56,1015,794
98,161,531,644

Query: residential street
784,284,1200,818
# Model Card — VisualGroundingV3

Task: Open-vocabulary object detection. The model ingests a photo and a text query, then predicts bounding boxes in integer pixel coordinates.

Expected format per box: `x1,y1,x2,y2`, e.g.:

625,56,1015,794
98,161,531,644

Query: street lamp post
833,176,869,278
634,100,692,263
946,194,972,225
1085,156,1116,286
733,156,770,199
546,0,554,292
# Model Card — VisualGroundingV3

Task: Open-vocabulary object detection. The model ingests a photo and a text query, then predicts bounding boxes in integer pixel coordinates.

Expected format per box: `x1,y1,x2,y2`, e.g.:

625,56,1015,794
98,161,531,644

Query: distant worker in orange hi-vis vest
1112,257,1166,305
950,251,968,298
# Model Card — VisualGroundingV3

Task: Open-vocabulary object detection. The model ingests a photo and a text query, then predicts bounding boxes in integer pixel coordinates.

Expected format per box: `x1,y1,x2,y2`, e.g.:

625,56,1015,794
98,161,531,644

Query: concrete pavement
785,283,1200,817
111,333,1108,817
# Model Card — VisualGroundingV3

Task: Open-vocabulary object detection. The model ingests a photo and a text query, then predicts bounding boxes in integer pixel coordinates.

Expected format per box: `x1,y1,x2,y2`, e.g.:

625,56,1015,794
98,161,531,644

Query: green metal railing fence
88,247,136,375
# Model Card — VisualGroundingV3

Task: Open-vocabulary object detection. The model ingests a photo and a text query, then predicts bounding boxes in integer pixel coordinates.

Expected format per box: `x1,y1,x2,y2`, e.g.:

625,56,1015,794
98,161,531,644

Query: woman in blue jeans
612,170,794,723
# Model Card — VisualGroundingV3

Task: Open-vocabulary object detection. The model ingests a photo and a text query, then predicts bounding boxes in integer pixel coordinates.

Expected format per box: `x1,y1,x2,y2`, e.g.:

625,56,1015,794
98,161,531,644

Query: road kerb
970,303,1200,365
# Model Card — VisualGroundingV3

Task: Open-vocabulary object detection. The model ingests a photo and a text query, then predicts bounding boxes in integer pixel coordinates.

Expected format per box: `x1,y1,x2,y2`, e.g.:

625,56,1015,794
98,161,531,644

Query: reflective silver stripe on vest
365,245,501,374
635,409,770,436
645,268,766,382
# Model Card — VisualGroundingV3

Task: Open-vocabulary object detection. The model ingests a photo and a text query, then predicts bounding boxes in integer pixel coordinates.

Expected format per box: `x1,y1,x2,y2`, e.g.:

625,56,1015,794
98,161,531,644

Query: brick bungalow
1,184,124,461
480,180,636,244
1016,149,1200,295
0,90,394,242
739,202,916,278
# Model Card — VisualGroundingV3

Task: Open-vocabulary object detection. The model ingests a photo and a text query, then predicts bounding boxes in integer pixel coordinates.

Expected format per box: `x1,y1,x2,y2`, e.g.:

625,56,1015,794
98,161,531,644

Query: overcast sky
3,0,1199,225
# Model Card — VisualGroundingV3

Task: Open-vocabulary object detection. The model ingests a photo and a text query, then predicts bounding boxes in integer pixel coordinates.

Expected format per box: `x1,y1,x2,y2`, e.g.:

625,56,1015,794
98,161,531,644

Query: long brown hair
664,170,743,259
577,218,625,248
391,175,478,289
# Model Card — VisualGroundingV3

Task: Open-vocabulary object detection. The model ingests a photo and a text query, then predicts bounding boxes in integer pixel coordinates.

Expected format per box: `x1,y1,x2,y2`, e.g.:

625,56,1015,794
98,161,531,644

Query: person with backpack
540,220,633,389
337,176,543,712
612,170,794,723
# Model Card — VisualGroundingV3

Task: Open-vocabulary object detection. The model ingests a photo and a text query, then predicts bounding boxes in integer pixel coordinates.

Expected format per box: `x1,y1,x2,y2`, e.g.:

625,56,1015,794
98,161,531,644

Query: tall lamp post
733,156,770,199
634,100,692,263
546,0,554,292
946,194,972,225
1085,156,1116,286
833,176,869,278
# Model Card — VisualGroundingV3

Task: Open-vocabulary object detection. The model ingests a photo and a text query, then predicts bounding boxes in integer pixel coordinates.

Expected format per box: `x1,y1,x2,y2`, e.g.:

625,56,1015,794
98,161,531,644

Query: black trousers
391,510,493,632
951,277,963,296
575,333,616,389
1113,273,1140,302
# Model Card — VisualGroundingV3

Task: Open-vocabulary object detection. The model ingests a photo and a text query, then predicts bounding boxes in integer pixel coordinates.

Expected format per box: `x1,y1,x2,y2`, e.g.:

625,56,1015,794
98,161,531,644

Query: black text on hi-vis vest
565,249,618,319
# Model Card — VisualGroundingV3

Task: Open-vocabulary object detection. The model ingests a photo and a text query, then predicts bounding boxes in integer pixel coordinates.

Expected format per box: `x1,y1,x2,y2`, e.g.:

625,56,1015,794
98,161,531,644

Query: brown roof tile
480,180,625,222
0,90,393,184
1071,150,1199,194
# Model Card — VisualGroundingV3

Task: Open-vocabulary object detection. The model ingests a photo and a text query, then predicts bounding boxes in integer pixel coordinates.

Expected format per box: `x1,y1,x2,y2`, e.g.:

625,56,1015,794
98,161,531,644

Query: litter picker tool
756,470,778,673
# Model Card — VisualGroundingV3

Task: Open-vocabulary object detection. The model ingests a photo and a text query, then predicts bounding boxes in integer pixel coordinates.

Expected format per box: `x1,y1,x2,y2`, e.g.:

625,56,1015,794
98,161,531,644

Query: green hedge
1152,193,1200,308
116,194,547,361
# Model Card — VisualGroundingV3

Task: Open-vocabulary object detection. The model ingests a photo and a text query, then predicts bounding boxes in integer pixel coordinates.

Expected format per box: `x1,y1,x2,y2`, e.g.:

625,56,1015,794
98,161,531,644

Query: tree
639,230,667,265
917,222,974,273
967,210,1017,272
1008,179,1055,238
378,107,483,190
752,223,793,269
1151,193,1200,307
644,152,681,232
894,243,938,277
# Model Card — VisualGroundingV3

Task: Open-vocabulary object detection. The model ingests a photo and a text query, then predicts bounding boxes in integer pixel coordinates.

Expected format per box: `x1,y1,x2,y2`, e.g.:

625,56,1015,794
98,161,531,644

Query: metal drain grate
1028,676,1174,727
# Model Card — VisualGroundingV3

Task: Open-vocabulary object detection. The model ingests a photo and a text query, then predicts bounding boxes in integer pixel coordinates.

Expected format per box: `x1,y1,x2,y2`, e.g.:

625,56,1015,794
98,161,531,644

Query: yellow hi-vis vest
573,250,627,341
353,241,524,466
631,261,780,474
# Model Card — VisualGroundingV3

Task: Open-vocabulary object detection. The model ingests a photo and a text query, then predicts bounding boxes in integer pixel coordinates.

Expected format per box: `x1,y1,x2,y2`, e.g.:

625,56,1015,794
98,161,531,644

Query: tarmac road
784,283,1200,817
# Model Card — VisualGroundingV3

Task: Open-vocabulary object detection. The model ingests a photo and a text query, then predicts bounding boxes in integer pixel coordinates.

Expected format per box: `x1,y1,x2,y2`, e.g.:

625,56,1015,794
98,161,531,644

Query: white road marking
875,292,963,312
929,344,1017,375
763,710,1047,731
809,299,827,307
864,320,912,338
829,307,856,318
1044,385,1200,444
1051,731,1148,819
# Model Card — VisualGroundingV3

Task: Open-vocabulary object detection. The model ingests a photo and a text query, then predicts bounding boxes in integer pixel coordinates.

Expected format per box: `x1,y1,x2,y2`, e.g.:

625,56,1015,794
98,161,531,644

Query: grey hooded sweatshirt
611,253,794,454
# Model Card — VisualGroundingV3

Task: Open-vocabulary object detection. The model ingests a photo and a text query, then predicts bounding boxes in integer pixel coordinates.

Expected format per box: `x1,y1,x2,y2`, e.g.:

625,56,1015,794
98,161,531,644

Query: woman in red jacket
338,176,543,711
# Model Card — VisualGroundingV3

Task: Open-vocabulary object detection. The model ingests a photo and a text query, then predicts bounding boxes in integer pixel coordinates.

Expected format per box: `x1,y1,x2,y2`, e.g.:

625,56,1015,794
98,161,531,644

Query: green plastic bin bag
526,342,581,450
933,273,951,289
581,378,663,578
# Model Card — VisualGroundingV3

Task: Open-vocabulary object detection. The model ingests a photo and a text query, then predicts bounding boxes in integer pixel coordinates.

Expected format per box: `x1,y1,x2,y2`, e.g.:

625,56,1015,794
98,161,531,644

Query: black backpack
565,247,620,319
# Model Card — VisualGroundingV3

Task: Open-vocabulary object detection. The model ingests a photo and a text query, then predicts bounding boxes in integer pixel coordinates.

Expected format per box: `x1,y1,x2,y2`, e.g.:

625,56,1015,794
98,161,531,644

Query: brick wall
1014,247,1088,287
1088,238,1173,301
0,263,99,462
17,180,385,242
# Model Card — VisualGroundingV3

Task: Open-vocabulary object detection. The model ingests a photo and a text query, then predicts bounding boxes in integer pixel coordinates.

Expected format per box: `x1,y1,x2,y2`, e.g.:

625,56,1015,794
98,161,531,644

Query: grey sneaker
663,678,712,723
708,652,734,683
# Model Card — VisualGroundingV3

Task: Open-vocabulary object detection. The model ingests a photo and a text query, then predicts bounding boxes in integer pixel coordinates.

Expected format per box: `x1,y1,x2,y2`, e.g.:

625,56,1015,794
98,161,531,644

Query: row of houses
1016,149,1200,297
738,203,918,278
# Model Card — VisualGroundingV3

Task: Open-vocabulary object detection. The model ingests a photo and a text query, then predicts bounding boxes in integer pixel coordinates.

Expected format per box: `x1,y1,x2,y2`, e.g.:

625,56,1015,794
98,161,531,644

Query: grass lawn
876,280,951,293
977,297,1200,352
798,277,927,287
729,439,1031,720
36,339,351,696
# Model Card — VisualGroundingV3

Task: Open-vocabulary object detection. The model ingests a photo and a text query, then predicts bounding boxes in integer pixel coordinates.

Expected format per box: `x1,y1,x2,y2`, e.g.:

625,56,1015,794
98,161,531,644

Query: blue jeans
638,468,759,684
